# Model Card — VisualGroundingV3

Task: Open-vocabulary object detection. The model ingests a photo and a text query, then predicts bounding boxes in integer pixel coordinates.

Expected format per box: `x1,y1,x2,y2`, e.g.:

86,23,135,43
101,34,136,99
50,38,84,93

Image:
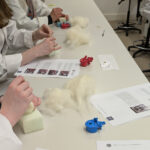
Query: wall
94,0,138,21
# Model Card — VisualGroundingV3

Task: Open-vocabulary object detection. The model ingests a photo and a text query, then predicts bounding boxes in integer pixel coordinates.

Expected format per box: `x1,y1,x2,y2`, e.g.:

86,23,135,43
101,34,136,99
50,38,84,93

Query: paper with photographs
15,59,80,78
90,83,150,126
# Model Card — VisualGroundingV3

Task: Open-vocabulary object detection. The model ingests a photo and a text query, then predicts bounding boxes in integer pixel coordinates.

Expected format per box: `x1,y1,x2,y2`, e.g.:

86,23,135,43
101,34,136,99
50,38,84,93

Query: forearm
21,47,39,66
22,37,58,66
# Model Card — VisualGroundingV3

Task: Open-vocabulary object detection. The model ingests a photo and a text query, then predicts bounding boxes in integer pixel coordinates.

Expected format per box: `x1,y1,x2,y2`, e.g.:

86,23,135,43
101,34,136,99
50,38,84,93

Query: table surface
14,0,150,149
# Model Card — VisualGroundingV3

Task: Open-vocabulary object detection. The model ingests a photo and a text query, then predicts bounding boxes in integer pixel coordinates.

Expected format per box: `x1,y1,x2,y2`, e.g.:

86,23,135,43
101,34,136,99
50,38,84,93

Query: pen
102,30,105,37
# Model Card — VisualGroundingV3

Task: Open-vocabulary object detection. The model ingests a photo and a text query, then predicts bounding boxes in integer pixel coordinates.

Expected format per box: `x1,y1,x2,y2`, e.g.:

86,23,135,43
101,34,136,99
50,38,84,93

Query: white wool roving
70,16,89,28
40,75,95,116
65,25,90,47
40,88,75,115
64,75,95,106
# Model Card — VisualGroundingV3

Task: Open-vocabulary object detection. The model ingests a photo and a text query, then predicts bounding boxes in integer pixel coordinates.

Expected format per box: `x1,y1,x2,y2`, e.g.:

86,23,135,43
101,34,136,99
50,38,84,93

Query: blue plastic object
85,118,106,133
56,22,62,27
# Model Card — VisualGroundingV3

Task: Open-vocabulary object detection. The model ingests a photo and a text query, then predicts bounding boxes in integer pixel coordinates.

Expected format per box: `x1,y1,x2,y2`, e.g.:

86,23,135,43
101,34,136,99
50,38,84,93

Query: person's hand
21,37,61,66
50,8,69,22
33,37,61,57
32,96,41,107
32,24,53,42
0,76,40,127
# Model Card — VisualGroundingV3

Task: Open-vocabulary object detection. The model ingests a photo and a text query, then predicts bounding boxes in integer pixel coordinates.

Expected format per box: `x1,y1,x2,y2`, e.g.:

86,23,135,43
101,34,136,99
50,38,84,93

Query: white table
14,0,150,149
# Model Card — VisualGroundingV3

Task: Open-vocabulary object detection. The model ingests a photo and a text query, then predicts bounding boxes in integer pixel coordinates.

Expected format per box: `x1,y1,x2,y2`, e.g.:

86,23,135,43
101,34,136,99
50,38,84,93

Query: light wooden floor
109,20,150,81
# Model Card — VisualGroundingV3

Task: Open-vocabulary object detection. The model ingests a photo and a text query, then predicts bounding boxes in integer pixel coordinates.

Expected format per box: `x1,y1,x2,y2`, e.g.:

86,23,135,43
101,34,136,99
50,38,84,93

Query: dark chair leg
143,69,150,73
133,50,144,58
132,28,142,34
128,45,136,51
126,30,129,36
133,50,150,58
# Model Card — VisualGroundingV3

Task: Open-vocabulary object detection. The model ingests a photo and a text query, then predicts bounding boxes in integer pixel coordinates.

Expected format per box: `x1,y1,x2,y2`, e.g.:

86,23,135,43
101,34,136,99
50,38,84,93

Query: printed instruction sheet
15,59,80,78
97,140,150,150
90,83,150,126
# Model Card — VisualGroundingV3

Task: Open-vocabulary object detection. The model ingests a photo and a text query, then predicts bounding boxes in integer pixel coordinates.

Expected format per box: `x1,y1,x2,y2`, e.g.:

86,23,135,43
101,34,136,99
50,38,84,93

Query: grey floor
109,20,150,81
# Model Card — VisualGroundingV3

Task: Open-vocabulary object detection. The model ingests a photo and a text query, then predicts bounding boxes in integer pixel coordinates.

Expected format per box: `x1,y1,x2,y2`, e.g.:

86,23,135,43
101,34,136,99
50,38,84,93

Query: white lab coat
0,114,22,150
0,20,34,150
6,0,52,30
0,20,34,82
140,0,150,21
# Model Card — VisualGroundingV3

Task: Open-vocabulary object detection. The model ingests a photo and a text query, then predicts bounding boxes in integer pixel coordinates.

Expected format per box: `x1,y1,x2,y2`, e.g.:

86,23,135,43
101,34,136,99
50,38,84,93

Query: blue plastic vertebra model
85,118,106,133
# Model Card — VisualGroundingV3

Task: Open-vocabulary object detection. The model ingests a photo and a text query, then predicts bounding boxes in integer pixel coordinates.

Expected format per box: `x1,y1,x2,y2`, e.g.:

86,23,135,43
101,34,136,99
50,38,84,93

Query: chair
128,0,150,73
115,0,141,36
128,23,150,58
136,0,143,24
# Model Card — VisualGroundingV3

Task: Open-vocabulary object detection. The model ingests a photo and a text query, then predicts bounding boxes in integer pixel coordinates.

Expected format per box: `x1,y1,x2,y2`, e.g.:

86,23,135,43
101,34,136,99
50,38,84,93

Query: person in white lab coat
0,0,61,83
5,0,69,30
0,1,59,148
0,76,41,150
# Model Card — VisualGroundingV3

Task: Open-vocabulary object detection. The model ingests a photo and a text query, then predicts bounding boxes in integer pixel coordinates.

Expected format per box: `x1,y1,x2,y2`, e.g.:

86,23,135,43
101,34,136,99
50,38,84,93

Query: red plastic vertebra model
80,56,93,67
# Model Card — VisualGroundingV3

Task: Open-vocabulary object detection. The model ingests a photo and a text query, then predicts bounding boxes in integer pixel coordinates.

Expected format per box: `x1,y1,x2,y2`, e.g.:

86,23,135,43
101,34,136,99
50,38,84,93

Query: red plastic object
80,56,93,67
61,23,71,29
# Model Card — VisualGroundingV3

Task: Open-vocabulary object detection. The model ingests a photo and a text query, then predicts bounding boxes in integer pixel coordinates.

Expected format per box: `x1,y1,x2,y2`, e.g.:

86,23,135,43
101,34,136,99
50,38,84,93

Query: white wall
94,0,138,21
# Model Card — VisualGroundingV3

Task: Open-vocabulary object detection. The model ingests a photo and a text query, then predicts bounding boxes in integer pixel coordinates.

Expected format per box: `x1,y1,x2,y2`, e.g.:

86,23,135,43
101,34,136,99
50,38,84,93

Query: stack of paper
90,83,150,126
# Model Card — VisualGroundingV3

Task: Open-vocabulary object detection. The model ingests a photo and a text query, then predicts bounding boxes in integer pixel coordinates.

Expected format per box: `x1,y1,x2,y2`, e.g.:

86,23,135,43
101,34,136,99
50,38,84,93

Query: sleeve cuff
0,114,23,147
48,15,53,24
0,114,12,133
4,54,22,74
24,31,34,48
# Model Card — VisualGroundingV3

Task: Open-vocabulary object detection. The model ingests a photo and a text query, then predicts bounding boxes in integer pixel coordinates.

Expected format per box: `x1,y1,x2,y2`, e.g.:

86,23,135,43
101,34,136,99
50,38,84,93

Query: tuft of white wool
64,75,95,106
70,16,89,28
65,25,90,47
39,88,75,115
40,75,95,116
